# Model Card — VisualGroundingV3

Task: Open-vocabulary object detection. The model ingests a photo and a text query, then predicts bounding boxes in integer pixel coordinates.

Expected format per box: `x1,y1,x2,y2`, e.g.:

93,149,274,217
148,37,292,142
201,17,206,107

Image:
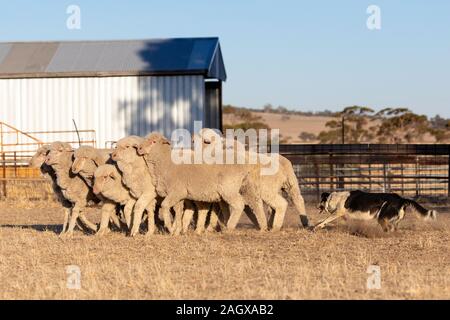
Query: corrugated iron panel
0,38,226,80
0,43,58,74
0,75,205,149
0,43,12,65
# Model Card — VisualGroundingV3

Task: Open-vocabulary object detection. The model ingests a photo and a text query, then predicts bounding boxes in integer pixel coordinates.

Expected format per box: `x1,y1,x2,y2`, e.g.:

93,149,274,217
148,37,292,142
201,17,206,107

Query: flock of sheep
29,129,310,237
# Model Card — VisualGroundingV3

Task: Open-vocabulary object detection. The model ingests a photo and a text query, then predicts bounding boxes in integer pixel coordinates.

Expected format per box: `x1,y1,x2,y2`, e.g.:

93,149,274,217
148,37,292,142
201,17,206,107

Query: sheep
111,136,162,236
189,129,270,231
194,128,310,231
136,132,260,233
92,164,136,229
44,142,100,236
71,146,128,234
29,145,97,234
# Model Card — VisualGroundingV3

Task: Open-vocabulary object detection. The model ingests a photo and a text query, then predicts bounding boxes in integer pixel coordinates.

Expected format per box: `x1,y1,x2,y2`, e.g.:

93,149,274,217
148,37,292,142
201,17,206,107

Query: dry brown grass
0,203,448,300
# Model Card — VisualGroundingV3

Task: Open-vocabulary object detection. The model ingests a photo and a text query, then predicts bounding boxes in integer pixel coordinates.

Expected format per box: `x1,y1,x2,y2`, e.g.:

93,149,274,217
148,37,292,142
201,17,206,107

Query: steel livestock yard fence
279,144,450,202
1,142,449,202
0,122,96,200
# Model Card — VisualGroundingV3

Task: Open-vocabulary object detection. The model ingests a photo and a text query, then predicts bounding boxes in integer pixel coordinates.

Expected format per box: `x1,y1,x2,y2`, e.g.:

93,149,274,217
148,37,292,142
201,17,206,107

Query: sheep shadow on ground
0,223,100,235
0,224,63,234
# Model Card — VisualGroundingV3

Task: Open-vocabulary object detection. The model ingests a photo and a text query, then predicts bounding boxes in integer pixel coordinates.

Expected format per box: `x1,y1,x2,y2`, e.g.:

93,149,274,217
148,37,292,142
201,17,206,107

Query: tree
263,103,273,113
318,106,375,144
375,108,429,143
299,132,317,142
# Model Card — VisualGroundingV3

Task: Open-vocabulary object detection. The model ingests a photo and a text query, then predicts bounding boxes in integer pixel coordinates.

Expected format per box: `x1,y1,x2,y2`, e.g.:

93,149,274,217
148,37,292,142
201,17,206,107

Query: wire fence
280,144,450,203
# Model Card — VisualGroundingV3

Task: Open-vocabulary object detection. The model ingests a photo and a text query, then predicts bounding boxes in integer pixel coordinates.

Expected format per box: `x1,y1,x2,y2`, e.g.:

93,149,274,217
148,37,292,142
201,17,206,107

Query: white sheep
194,128,310,231
93,164,136,229
44,142,100,236
29,145,97,234
137,133,261,233
71,145,126,234
111,136,174,236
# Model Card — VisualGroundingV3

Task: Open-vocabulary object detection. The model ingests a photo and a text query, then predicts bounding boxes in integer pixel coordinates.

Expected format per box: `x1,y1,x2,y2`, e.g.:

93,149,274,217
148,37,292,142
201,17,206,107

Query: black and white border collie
315,190,437,232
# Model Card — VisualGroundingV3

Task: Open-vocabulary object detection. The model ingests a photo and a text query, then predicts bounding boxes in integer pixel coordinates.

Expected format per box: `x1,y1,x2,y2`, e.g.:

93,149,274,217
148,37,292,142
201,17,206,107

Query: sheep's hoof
95,228,110,236
129,229,139,237
59,232,73,239
221,228,234,234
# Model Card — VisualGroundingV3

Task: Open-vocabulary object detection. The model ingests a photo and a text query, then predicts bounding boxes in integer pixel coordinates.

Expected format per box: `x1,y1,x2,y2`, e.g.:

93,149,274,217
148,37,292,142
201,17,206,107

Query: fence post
2,152,6,199
448,146,450,200
14,152,17,178
314,162,320,202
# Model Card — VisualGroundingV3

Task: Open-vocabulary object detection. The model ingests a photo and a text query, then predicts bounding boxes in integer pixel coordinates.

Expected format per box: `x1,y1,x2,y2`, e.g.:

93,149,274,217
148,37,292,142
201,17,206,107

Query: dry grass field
0,201,448,300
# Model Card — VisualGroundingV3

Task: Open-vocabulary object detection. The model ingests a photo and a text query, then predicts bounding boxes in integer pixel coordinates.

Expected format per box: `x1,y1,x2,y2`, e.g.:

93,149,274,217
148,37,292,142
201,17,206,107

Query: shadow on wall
118,39,203,138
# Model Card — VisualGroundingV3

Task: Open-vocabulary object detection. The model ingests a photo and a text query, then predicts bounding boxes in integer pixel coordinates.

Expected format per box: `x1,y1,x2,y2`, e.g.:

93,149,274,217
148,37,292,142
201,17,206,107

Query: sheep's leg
145,200,157,236
172,201,184,236
269,195,288,231
123,199,136,230
267,209,275,229
243,206,260,229
182,201,196,234
77,213,98,232
289,185,309,228
97,201,116,236
206,203,220,232
223,194,245,231
109,206,122,230
130,192,156,237
217,201,229,230
247,199,268,231
195,202,209,235
242,182,267,230
159,194,181,234
61,207,70,234
64,204,83,237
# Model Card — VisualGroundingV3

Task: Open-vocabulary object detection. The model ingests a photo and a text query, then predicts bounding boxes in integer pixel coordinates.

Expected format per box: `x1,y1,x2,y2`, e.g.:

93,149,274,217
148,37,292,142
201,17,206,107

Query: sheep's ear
161,137,170,145
93,155,102,166
64,145,73,152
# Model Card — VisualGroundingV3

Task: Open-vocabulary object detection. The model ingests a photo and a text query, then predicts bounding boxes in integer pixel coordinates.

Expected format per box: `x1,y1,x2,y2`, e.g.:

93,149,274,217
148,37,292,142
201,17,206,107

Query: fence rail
0,121,97,199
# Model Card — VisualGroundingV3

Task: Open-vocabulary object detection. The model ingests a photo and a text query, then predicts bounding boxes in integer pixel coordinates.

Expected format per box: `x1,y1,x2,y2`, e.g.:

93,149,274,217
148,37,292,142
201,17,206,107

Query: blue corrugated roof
0,37,226,81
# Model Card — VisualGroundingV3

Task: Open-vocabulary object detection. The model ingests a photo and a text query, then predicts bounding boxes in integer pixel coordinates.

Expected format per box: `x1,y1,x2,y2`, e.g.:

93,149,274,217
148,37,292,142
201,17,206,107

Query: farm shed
0,37,226,149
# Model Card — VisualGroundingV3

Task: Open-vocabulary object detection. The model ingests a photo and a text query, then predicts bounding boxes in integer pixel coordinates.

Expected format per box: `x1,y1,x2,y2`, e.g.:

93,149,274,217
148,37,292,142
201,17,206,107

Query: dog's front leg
313,214,343,231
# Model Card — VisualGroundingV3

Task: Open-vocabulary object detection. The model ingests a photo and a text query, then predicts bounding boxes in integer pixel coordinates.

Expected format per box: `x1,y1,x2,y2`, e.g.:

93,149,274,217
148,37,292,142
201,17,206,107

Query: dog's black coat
318,190,432,231
346,190,428,218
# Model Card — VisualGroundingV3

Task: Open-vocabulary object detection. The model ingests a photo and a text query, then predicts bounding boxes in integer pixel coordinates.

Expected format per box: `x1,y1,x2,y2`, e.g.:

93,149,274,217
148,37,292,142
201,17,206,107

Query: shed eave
0,69,208,80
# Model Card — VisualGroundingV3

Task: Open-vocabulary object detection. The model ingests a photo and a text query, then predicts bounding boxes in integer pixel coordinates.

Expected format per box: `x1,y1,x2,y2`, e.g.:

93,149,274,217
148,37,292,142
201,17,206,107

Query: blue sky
1,1,449,117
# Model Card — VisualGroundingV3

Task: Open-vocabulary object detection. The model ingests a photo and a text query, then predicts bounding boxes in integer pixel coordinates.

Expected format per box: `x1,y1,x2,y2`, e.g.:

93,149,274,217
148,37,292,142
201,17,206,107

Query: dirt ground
0,202,448,300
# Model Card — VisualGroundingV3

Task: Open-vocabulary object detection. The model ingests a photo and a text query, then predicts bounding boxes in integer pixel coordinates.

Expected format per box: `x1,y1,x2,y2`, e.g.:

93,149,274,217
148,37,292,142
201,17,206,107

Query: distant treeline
223,104,450,144
223,104,339,117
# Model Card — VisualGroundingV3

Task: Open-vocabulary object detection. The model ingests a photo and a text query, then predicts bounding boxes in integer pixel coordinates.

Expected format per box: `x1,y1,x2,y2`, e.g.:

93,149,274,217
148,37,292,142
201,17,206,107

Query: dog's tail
283,160,310,228
404,199,437,220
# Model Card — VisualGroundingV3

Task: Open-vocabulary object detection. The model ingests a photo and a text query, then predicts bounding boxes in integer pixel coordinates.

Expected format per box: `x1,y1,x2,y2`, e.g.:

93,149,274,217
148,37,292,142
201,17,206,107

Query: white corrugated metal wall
0,75,205,149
